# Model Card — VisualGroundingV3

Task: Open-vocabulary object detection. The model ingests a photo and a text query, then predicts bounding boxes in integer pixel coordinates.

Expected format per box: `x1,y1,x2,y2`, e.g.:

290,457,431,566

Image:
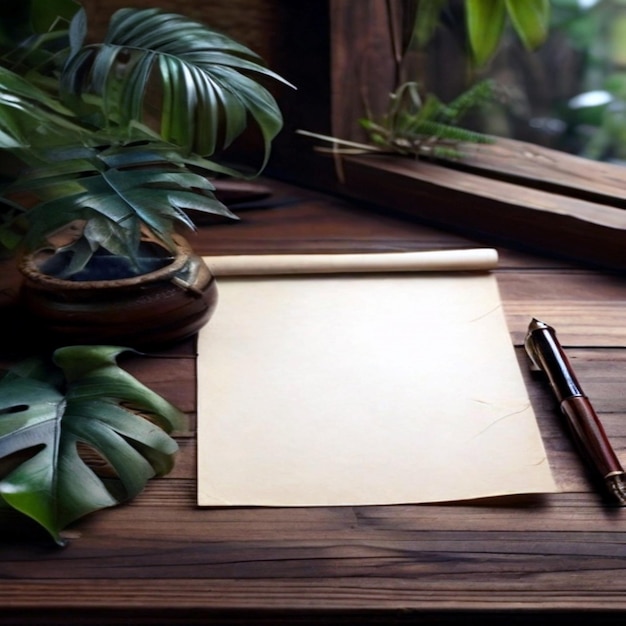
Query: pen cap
525,319,583,402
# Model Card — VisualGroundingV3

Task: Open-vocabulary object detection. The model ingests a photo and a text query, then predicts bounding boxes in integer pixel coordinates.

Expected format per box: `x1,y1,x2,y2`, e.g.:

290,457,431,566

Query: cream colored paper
197,250,556,507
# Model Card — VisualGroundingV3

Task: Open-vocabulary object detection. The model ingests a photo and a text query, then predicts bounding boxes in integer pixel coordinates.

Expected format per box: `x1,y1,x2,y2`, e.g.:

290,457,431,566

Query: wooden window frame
326,0,626,271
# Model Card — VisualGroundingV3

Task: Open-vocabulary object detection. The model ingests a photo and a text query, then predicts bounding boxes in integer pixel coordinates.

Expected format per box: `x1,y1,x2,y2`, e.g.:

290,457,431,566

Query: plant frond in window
298,81,494,164
359,80,495,160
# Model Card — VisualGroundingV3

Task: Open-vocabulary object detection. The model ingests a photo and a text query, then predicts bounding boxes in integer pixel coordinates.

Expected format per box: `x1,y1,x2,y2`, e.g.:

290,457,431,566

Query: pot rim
19,234,196,291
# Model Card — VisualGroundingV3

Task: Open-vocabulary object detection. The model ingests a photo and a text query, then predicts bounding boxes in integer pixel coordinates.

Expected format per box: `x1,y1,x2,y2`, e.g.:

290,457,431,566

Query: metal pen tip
606,474,626,505
528,318,550,333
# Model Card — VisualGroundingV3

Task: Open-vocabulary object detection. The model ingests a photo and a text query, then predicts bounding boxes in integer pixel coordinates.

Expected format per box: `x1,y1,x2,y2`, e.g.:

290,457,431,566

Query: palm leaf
0,66,85,153
4,142,237,266
0,0,82,73
60,8,292,170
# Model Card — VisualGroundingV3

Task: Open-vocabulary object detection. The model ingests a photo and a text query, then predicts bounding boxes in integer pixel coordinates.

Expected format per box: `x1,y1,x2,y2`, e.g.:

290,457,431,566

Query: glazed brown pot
18,236,217,348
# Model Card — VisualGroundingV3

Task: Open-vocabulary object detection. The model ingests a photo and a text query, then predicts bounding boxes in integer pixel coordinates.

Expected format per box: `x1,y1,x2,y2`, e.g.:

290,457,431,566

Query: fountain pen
525,318,626,505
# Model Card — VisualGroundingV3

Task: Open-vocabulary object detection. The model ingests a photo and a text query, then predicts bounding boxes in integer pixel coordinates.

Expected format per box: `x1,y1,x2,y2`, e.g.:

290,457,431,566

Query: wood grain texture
331,153,626,272
2,178,626,624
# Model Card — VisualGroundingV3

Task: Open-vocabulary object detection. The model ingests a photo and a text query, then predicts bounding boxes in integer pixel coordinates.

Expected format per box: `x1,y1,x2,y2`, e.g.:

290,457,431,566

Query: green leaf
354,80,494,159
60,8,293,169
413,0,449,48
0,346,185,545
29,0,82,35
0,0,81,76
0,67,85,152
505,0,550,50
3,142,237,267
465,0,507,67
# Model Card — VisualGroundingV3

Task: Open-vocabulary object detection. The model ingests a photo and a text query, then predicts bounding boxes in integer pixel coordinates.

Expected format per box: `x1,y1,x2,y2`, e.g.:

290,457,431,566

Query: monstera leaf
0,345,186,545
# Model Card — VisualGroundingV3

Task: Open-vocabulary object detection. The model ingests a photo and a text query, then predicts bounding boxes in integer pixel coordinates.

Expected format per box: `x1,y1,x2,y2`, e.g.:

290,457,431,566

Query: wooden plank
467,137,626,204
4,571,626,614
333,153,626,272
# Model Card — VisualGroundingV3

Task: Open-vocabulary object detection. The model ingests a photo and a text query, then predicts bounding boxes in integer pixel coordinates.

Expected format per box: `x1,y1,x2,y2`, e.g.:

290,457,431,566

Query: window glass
414,0,626,164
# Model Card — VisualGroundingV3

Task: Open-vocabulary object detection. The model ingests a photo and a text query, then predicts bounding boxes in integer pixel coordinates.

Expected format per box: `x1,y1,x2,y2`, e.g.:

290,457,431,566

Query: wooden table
3,177,626,624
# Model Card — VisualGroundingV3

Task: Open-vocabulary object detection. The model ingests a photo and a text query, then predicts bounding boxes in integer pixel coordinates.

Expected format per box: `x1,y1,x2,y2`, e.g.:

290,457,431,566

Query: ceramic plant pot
18,235,217,348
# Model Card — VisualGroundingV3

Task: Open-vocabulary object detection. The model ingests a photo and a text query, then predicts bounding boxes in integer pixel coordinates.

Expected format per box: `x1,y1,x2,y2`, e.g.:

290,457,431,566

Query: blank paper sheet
196,251,556,507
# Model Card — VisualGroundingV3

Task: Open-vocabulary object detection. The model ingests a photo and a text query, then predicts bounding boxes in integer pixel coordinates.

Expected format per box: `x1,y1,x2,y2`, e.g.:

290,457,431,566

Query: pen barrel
528,329,583,401
561,395,624,479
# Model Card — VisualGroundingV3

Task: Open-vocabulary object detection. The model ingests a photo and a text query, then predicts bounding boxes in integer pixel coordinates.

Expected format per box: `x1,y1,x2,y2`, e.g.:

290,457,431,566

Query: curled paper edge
203,248,499,276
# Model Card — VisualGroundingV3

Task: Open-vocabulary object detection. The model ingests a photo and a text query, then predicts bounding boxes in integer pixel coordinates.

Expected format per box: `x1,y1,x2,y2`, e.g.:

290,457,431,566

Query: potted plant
0,0,291,347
